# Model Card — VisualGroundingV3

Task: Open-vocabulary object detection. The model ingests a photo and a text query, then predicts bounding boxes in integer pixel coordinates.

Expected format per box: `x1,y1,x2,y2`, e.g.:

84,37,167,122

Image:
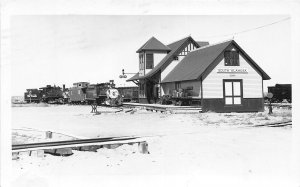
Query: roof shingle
161,40,271,83
161,40,232,83
196,41,209,47
127,72,140,81
136,37,171,53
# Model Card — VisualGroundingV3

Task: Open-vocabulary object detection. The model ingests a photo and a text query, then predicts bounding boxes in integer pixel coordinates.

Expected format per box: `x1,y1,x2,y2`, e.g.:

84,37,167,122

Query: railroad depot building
127,36,270,112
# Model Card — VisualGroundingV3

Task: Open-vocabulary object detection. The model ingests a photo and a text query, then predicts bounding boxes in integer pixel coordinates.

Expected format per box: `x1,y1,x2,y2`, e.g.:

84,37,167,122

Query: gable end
200,41,270,81
160,37,200,73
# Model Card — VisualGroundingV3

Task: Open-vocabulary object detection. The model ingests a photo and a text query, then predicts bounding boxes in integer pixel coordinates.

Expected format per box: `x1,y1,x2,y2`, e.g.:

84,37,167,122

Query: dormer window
224,51,239,66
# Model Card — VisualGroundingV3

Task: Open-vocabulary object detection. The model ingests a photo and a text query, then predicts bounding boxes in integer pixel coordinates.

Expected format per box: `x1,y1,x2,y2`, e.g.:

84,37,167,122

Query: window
139,53,144,70
139,83,145,96
224,80,242,105
146,54,154,69
175,82,181,90
173,56,179,61
224,51,239,66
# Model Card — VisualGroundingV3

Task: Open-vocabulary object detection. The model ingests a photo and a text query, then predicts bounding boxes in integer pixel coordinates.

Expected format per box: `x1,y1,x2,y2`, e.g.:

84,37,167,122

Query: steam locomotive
69,81,122,106
24,85,65,104
24,81,138,106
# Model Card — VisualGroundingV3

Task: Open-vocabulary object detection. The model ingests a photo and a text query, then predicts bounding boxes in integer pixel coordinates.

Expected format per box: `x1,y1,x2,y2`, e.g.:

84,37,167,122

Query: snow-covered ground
11,105,296,187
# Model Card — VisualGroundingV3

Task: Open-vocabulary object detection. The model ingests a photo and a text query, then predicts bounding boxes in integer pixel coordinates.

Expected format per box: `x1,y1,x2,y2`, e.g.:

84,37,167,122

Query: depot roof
161,40,271,83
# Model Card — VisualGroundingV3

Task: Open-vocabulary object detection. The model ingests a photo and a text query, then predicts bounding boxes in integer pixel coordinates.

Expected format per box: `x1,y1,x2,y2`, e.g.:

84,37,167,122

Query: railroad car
24,81,139,106
117,86,139,102
85,82,116,105
24,89,41,103
39,85,64,103
267,84,292,103
69,82,89,104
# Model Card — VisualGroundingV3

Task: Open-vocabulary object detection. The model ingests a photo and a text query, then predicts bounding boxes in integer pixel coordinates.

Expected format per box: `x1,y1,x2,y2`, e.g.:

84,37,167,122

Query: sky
10,15,291,96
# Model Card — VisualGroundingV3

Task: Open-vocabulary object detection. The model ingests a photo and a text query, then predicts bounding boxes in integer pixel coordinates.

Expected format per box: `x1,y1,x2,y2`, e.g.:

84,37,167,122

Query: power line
202,17,290,39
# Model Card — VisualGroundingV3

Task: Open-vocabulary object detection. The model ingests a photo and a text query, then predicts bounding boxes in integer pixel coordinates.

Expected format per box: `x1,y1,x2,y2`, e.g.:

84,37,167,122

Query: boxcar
268,84,292,103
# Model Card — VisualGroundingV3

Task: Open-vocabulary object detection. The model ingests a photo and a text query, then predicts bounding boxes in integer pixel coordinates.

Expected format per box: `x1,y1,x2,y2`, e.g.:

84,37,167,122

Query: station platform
122,102,202,113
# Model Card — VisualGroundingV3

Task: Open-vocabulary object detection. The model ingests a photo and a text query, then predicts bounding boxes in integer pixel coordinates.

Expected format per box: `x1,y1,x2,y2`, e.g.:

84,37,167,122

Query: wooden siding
202,52,263,99
69,87,85,102
178,42,197,56
139,52,145,76
145,53,167,75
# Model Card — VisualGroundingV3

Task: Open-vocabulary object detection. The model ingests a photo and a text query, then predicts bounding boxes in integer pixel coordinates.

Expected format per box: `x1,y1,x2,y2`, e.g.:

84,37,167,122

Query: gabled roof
197,41,209,47
161,40,271,83
274,84,291,87
127,72,140,81
136,37,171,53
127,36,199,82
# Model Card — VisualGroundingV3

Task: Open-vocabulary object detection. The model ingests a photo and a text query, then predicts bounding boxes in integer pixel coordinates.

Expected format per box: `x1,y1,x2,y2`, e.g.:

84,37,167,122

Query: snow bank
11,105,295,187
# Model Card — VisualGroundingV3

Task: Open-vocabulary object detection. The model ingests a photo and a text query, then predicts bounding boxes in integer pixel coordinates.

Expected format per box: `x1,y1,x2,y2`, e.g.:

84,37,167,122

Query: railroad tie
44,148,73,156
138,141,150,154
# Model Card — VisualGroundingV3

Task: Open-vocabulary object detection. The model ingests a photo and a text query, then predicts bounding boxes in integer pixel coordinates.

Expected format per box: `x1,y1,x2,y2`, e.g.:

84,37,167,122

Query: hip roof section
136,37,171,53
128,36,196,81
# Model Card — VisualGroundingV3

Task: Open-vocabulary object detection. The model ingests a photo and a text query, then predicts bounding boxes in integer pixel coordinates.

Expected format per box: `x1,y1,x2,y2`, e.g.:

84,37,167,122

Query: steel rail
12,136,139,151
266,123,292,127
253,120,292,127
12,120,291,152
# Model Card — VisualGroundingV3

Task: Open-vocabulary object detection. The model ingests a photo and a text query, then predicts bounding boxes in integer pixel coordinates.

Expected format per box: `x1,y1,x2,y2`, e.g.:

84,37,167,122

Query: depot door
223,79,243,105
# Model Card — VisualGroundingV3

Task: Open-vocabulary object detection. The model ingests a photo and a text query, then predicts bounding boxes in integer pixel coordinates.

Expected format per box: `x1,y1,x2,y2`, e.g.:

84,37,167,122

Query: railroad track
12,136,141,152
12,120,291,155
253,121,292,127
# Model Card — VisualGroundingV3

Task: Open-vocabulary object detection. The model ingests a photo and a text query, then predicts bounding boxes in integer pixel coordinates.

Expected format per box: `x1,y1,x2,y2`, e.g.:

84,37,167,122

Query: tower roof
136,37,171,53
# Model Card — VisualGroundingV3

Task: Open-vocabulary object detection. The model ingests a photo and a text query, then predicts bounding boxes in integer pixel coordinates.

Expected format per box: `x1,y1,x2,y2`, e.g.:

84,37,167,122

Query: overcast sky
11,15,291,96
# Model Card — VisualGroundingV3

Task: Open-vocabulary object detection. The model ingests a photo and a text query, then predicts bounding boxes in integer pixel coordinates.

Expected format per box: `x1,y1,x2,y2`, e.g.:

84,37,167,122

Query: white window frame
223,79,243,105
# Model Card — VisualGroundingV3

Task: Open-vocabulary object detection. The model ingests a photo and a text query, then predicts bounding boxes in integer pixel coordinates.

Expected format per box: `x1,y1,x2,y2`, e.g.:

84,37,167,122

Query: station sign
217,68,248,74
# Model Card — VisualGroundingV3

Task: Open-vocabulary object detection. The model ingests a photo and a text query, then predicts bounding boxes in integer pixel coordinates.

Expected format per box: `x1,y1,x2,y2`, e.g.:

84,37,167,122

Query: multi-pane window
224,51,239,66
224,80,242,105
146,54,154,69
139,53,144,70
